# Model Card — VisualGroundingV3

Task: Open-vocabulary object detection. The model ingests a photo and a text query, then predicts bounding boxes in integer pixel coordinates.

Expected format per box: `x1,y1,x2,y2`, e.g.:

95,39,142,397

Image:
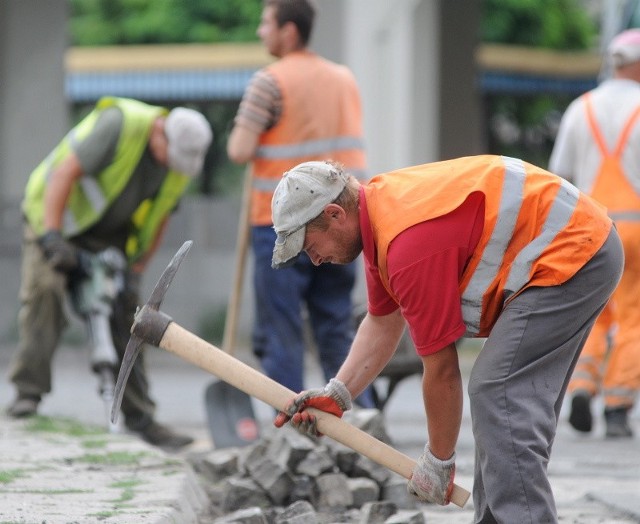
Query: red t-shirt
360,187,485,355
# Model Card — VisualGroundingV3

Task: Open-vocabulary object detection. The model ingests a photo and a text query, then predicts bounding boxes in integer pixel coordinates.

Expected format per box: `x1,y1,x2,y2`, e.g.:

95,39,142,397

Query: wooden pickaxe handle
160,321,471,508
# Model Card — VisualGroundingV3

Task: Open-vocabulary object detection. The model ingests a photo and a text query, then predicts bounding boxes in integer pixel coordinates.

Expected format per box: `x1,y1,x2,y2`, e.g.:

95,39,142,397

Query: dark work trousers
251,225,375,407
8,225,156,430
468,228,624,524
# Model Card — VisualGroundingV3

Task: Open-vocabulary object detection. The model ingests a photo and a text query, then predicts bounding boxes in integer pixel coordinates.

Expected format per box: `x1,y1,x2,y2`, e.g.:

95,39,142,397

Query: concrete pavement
1,340,639,523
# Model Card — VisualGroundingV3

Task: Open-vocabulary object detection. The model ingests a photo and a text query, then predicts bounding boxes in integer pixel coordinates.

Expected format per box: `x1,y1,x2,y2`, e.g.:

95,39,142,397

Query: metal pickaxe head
110,240,193,424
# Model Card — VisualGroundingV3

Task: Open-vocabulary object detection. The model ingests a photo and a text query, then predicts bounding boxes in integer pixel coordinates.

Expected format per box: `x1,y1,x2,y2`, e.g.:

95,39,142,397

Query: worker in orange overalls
550,28,640,438
269,157,622,522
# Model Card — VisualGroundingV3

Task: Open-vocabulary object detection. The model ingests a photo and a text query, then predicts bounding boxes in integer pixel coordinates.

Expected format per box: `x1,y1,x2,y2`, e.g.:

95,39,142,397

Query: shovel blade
204,380,260,448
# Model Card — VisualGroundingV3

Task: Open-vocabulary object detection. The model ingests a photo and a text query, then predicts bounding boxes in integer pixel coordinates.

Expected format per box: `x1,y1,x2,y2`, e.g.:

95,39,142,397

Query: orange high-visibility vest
583,92,640,220
363,155,612,337
252,50,366,226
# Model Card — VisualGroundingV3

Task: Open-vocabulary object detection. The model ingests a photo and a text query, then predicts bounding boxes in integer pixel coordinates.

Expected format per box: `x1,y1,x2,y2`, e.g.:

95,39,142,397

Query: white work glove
273,378,352,437
407,444,456,505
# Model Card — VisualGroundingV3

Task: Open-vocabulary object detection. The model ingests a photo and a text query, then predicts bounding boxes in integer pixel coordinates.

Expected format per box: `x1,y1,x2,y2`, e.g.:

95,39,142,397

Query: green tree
483,0,596,49
69,0,262,46
481,0,599,167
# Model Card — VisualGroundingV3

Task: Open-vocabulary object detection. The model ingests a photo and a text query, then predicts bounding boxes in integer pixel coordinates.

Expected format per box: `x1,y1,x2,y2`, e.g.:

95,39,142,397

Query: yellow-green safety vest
22,97,190,263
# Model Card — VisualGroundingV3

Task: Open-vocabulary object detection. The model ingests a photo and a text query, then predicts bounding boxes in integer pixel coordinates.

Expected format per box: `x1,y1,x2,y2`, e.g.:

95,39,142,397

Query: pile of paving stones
188,409,430,524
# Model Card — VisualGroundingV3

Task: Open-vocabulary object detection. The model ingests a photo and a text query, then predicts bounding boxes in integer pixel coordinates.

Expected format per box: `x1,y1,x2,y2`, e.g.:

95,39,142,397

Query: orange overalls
568,93,640,409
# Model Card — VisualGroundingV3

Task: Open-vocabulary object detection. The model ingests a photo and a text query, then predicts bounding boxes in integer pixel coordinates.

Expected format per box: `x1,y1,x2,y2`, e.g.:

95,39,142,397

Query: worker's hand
38,230,78,272
407,444,456,505
273,378,352,437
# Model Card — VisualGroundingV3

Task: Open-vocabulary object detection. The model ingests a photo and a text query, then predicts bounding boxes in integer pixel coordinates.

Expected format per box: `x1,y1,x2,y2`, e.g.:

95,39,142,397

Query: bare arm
43,153,84,230
421,343,463,460
336,308,406,399
227,124,261,164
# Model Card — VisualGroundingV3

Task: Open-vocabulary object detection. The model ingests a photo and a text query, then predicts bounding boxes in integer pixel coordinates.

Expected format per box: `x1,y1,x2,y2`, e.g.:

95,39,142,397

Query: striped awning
65,69,257,102
64,42,602,102
480,72,598,95
64,43,271,103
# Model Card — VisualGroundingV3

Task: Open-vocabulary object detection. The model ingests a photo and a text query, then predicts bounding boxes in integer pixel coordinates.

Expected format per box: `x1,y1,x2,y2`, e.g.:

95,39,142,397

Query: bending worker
550,28,640,438
6,96,212,450
270,157,622,522
227,0,373,405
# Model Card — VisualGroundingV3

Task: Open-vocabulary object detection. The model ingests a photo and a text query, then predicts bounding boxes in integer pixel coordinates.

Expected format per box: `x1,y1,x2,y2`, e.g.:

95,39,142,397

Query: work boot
604,407,633,438
7,395,40,418
134,421,194,450
568,391,592,433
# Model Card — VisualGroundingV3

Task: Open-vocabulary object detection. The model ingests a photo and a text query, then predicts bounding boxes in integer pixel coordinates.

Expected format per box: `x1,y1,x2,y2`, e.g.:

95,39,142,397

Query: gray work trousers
8,225,156,430
468,228,624,524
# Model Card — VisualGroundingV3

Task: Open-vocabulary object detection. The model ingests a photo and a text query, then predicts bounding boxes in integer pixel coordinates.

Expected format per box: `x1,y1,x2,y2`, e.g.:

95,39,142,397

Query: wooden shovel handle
161,322,471,508
221,166,252,355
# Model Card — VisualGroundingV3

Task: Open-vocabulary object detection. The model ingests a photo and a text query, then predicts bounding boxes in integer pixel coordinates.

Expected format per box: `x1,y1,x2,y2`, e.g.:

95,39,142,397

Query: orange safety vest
251,50,366,226
583,92,640,220
363,155,612,337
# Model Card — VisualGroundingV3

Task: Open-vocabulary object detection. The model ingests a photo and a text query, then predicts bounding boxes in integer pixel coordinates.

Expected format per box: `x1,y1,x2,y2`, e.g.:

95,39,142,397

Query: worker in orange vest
550,28,640,438
270,157,622,522
227,0,373,406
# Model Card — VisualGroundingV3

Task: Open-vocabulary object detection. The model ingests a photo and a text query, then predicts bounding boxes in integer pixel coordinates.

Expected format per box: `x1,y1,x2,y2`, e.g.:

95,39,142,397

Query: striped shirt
234,69,283,133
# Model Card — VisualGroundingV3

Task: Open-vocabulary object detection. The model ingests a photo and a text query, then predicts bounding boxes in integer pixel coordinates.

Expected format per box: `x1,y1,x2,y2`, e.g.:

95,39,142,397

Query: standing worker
549,28,640,438
6,96,213,450
227,0,373,406
270,157,623,522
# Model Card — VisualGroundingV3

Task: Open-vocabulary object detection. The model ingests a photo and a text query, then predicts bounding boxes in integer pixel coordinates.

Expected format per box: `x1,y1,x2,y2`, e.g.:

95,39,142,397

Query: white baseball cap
164,107,213,177
608,29,640,68
271,161,349,269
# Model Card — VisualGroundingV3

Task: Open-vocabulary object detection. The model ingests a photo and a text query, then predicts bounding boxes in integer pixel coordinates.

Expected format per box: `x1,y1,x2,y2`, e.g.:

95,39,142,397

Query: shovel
111,241,471,508
204,166,259,448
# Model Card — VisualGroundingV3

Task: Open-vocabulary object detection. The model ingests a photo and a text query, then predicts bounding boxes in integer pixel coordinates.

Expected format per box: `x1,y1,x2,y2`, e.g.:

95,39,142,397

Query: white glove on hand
407,444,456,505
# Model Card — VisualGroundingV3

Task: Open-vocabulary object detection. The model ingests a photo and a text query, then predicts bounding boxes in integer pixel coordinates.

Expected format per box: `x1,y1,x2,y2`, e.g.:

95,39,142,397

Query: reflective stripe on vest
461,157,579,334
255,136,365,160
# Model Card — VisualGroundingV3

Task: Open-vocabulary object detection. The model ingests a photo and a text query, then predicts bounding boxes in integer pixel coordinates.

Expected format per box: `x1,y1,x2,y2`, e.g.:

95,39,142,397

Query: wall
0,0,69,203
0,0,69,341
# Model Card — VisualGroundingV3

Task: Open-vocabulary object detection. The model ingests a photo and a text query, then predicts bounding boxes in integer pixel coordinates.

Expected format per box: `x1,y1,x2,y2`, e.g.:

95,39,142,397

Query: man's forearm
43,154,84,231
336,309,406,400
422,344,463,459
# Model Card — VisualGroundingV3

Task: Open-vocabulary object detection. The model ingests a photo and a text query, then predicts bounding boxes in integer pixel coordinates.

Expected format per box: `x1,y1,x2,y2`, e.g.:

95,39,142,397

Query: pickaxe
111,240,471,508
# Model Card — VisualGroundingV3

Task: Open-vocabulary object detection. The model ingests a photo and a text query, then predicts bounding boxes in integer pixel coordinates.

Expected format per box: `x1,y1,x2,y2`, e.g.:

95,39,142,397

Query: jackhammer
68,247,127,433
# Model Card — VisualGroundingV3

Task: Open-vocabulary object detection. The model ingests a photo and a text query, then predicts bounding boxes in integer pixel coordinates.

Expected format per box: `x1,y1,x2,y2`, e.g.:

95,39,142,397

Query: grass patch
88,510,120,518
81,438,109,449
87,510,153,519
25,416,105,437
1,488,93,495
162,458,183,467
76,451,149,466
0,469,26,484
113,487,135,504
109,478,142,489
106,479,143,506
